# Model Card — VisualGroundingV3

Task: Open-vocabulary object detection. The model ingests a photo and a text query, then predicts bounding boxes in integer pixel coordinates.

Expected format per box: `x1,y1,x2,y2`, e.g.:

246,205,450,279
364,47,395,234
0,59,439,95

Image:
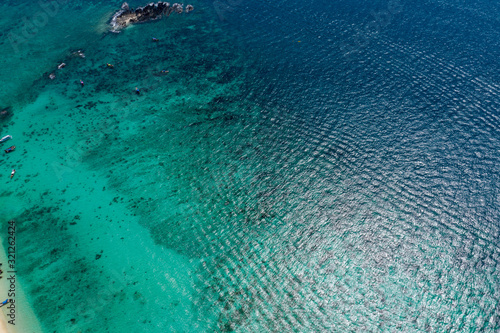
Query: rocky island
110,2,194,31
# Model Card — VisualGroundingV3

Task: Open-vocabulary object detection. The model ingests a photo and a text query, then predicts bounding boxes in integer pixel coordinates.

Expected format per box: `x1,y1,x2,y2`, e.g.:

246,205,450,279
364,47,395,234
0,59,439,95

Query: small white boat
0,135,12,143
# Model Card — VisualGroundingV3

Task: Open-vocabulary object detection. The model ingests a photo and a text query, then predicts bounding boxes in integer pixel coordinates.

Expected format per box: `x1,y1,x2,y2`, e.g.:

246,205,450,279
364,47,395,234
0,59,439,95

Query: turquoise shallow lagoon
1,0,500,332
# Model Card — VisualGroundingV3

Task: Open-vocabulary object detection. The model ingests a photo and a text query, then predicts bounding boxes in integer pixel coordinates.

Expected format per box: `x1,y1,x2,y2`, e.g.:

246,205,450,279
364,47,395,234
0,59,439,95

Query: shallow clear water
1,0,500,332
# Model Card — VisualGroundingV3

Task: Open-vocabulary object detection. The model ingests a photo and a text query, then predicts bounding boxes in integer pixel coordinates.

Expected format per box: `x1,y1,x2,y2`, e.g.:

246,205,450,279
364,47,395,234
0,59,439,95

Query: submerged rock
0,107,13,122
110,2,194,31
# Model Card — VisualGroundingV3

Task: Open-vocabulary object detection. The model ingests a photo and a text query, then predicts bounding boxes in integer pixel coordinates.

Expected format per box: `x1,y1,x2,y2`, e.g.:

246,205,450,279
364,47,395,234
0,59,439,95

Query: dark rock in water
110,2,194,31
0,107,13,122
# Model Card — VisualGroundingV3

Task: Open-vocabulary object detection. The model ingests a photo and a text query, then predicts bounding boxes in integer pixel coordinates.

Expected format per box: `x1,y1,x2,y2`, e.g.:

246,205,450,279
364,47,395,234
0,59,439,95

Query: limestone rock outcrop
110,2,194,31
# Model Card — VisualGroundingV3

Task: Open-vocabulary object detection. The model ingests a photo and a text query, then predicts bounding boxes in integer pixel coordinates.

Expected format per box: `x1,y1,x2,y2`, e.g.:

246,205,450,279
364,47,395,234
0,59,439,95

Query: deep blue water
1,0,500,331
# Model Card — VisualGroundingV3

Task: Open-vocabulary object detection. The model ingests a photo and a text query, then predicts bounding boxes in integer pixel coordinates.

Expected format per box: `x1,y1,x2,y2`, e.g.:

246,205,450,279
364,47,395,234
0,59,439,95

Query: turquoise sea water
1,0,500,332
